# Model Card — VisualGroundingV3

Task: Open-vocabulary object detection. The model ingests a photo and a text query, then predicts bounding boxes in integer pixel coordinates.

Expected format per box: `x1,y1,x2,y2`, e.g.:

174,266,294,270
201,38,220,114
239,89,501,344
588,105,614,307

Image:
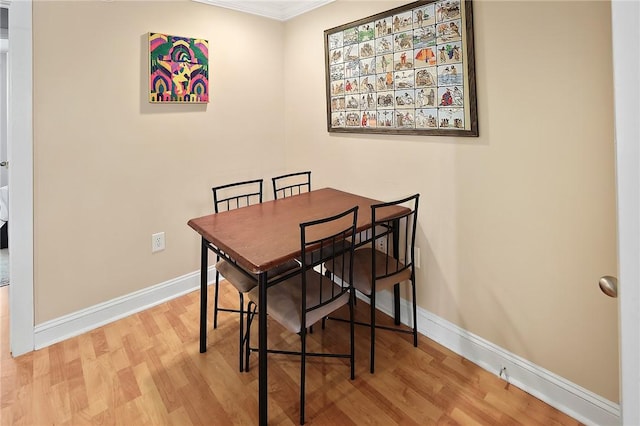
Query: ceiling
192,0,334,21
2,0,332,24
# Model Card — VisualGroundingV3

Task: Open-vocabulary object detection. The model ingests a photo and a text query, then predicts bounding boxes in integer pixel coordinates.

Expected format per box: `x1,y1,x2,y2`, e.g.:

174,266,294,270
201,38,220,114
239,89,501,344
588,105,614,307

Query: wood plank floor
1,283,583,425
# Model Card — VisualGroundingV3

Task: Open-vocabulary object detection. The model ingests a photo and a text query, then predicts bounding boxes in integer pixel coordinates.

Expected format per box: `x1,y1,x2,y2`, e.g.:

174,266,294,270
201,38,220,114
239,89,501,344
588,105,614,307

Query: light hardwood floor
1,283,583,425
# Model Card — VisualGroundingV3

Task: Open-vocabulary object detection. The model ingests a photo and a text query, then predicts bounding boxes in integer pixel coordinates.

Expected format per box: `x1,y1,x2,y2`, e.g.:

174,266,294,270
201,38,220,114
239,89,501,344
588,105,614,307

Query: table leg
258,271,268,425
200,237,208,353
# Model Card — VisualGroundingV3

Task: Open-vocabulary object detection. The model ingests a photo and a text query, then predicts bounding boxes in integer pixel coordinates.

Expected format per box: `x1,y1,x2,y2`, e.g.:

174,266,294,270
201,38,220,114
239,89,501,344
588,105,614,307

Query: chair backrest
371,194,420,281
299,206,358,328
212,179,263,213
272,171,311,199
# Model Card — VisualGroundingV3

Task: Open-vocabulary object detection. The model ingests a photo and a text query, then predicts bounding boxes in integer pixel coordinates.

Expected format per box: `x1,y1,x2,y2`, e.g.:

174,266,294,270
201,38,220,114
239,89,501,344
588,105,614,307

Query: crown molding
192,0,334,21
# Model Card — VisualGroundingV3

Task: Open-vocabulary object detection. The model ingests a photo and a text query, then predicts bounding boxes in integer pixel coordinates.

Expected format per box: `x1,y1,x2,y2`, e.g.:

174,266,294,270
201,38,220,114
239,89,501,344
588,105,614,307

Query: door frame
1,44,7,188
7,0,34,356
611,1,640,424
1,21,8,188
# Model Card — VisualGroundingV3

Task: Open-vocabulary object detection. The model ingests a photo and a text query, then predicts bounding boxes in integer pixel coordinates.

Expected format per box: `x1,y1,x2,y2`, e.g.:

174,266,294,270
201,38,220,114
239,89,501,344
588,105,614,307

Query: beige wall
284,1,619,402
33,1,287,320
31,0,619,405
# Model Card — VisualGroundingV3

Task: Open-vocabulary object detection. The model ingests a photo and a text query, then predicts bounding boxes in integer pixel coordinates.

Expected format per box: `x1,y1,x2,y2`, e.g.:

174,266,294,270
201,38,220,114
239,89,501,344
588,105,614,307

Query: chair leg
300,328,307,425
245,301,257,372
213,271,221,329
239,292,245,372
349,291,355,380
370,292,376,374
411,278,418,347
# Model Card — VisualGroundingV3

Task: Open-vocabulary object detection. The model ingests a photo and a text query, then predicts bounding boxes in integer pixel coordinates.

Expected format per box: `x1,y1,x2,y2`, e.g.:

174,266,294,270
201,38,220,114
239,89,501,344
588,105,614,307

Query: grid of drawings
327,0,466,131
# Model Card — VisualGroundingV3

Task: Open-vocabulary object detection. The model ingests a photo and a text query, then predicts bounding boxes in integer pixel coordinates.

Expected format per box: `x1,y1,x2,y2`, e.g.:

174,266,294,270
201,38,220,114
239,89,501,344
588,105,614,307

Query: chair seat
216,259,300,293
327,247,412,295
248,269,350,334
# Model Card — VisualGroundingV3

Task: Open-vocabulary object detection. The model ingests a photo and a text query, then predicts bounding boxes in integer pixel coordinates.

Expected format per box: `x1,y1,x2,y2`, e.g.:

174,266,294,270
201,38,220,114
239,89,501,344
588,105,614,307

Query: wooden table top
187,188,406,274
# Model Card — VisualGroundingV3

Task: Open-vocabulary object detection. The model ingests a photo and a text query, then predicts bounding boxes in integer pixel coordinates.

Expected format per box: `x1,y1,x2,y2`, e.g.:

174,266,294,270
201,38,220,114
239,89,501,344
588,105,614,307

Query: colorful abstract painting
149,32,209,103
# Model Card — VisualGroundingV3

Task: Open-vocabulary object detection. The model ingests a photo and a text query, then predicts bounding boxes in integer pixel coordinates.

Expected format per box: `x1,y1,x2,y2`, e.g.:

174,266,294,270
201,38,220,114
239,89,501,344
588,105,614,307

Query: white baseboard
371,290,621,426
34,270,620,425
33,266,217,350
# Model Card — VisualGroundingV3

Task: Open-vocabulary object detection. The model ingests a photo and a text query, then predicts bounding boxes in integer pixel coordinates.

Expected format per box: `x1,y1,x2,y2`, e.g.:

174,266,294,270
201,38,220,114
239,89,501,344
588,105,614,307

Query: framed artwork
149,32,209,103
324,0,478,136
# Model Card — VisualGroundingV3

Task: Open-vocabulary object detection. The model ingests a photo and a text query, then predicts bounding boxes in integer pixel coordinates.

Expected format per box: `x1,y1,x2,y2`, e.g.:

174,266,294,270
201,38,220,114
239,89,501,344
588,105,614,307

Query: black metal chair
211,179,299,372
272,171,311,199
246,206,358,425
326,194,420,373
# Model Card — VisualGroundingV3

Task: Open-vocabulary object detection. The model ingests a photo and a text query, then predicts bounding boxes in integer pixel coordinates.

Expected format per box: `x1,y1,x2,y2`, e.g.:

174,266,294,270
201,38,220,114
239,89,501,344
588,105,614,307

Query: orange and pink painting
149,32,209,103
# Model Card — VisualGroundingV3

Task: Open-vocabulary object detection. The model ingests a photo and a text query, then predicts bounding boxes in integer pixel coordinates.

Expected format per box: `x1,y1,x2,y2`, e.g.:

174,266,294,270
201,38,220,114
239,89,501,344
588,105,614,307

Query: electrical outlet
375,237,386,252
152,232,165,253
415,247,421,268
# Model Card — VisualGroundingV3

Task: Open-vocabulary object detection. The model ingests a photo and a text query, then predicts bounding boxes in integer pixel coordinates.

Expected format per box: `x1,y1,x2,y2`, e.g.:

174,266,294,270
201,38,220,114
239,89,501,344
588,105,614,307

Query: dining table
187,187,407,425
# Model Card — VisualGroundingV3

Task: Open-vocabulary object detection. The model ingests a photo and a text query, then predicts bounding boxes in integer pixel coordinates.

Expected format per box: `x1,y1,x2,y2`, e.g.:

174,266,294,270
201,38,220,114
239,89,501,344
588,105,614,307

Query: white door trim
611,1,640,424
8,0,34,356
